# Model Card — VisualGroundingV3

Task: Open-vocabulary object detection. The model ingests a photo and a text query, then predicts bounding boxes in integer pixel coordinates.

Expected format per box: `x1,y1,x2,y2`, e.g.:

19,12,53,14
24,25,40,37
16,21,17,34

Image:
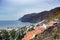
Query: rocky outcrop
32,23,60,40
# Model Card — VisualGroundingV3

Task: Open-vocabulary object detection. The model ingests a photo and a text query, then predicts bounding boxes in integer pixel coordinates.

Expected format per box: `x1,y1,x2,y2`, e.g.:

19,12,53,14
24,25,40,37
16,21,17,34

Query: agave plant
27,25,35,31
16,27,27,40
8,29,16,40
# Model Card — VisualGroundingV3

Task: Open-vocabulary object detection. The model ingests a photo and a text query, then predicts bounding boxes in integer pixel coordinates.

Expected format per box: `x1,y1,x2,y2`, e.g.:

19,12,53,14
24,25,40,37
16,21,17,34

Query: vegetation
9,29,16,40
0,30,10,40
16,29,26,40
53,31,59,39
47,8,60,21
28,25,35,31
0,24,35,40
0,19,60,40
36,24,40,26
0,7,60,40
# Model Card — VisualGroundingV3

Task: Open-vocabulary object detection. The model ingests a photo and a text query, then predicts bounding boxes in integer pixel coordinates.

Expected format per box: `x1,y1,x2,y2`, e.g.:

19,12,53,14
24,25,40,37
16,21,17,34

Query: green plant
53,32,59,39
28,26,34,31
15,27,27,40
0,30,10,40
16,29,26,40
9,29,16,40
36,24,40,26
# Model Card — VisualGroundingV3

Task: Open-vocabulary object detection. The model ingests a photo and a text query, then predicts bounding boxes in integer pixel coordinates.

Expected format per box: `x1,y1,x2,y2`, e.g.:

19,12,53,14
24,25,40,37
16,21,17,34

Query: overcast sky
0,0,60,20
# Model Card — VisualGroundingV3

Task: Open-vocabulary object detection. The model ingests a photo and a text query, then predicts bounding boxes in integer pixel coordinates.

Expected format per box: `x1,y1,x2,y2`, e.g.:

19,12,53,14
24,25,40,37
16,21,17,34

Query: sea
0,20,34,29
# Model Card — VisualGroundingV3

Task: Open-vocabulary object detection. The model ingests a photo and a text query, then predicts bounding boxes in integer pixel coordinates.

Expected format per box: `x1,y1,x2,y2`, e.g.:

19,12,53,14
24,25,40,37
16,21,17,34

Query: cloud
0,0,60,20
5,0,39,5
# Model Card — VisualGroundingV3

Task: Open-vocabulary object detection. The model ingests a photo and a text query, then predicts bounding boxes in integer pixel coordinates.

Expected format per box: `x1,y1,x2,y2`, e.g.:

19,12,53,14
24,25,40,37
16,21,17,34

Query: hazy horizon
0,0,60,20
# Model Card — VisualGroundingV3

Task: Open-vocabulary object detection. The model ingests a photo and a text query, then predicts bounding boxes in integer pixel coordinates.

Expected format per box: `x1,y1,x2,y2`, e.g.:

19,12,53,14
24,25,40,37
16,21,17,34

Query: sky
0,0,60,20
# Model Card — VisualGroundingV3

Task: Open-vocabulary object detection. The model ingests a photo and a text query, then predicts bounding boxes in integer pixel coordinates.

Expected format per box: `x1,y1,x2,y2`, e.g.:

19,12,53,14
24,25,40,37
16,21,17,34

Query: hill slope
21,7,60,40
19,7,60,23
32,23,60,40
46,7,60,20
30,7,60,40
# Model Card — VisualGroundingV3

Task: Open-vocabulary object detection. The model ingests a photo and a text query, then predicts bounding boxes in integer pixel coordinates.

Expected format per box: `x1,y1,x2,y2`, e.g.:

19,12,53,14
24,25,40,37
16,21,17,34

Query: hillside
31,7,60,40
31,23,60,40
19,7,60,23
46,7,60,21
21,7,60,40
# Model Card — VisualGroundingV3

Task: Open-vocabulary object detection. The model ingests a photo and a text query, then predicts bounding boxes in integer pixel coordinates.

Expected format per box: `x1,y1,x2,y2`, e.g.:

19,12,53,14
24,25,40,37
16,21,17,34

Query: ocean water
0,21,34,29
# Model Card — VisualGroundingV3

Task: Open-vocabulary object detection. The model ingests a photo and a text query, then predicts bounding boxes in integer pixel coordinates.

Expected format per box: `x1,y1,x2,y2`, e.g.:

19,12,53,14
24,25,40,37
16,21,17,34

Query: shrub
53,32,59,39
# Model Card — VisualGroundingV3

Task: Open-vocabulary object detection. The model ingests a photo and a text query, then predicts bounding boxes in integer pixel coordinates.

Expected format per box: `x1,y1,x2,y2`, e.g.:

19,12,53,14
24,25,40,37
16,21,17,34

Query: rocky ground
32,23,60,40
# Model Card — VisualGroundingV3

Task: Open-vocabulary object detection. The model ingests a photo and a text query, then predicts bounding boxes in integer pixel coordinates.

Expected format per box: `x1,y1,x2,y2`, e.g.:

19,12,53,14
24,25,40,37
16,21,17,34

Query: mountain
19,7,60,23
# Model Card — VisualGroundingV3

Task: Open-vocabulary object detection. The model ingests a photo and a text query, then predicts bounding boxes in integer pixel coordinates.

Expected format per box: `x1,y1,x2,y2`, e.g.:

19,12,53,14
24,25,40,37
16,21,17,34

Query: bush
53,32,59,39
0,30,10,40
9,29,16,40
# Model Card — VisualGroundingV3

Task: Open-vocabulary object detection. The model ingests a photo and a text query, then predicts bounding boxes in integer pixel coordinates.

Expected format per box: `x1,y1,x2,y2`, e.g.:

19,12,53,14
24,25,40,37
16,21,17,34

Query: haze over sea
0,21,33,29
